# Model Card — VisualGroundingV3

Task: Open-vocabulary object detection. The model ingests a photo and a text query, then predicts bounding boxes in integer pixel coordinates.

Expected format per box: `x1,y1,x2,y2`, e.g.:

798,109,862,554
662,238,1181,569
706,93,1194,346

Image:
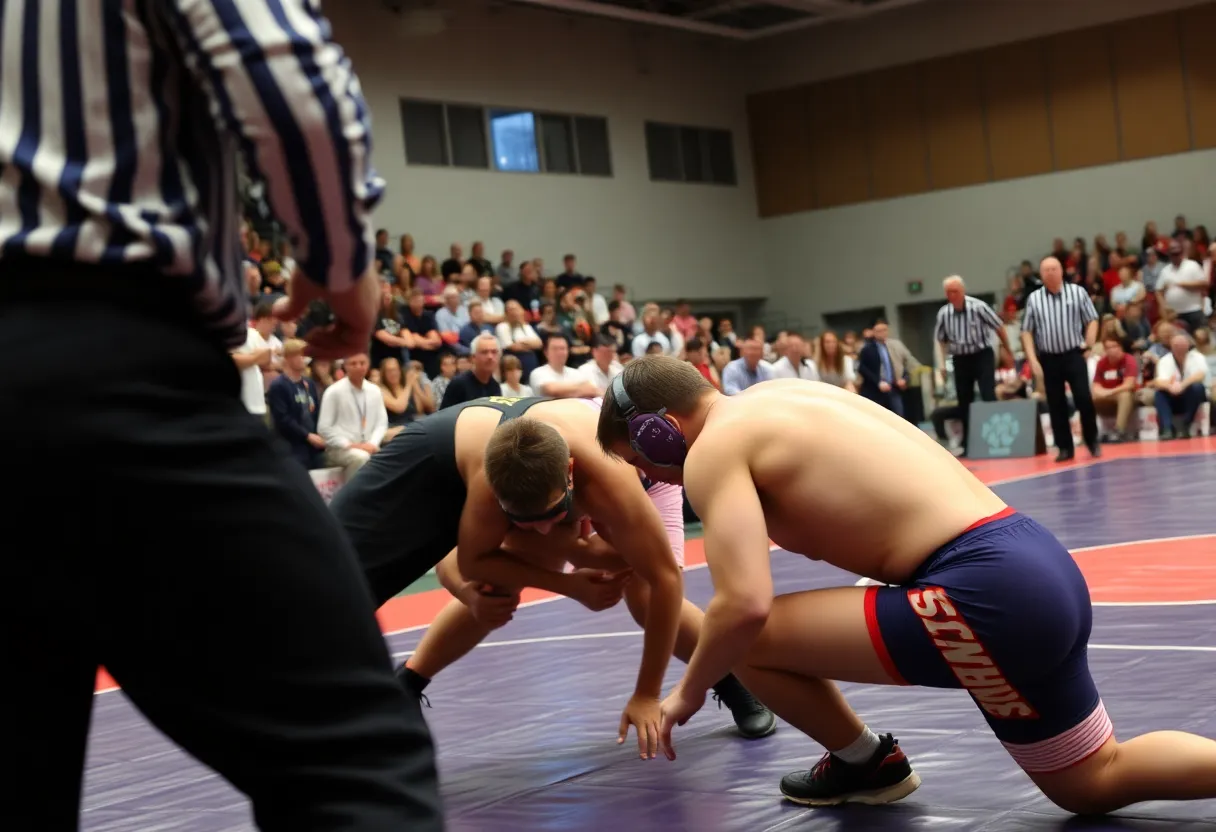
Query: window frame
401,97,612,178
644,120,737,187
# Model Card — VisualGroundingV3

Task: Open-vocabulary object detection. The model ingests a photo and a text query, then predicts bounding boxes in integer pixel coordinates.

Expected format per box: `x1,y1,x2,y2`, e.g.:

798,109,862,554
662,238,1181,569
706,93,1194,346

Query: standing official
1,2,443,830
1020,257,1101,462
934,276,1011,455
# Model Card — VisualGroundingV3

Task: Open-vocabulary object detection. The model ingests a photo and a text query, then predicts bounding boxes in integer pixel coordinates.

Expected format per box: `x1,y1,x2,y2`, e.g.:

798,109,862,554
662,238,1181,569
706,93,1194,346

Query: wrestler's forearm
681,596,767,695
460,551,573,595
633,570,682,699
435,550,468,597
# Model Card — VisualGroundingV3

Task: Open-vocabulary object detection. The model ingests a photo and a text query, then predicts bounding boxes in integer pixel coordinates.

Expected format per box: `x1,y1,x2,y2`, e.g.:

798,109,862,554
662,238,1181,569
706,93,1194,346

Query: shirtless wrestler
329,396,772,759
595,357,1216,814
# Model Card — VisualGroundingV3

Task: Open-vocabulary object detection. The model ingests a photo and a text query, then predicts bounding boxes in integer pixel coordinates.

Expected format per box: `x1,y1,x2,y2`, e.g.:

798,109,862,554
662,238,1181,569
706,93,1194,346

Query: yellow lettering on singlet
486,396,524,406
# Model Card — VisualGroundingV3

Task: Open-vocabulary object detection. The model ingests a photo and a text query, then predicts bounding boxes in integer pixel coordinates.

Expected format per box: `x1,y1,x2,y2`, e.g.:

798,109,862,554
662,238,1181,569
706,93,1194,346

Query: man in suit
857,320,913,417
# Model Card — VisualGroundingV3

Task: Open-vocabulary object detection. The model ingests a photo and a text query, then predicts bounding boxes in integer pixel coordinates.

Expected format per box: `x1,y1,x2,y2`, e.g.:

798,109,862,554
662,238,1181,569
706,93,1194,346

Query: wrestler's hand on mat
658,683,706,761
462,583,520,630
274,267,380,360
565,568,631,612
618,695,662,760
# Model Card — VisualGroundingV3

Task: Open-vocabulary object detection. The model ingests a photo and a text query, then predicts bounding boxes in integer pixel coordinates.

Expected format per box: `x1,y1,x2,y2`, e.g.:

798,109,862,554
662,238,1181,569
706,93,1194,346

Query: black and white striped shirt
934,295,1003,355
1021,282,1099,354
0,0,382,348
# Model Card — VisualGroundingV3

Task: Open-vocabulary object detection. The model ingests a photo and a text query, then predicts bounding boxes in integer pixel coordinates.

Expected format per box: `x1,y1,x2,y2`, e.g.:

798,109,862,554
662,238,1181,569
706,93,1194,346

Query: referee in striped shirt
1020,257,1101,462
934,276,1011,455
0,3,442,830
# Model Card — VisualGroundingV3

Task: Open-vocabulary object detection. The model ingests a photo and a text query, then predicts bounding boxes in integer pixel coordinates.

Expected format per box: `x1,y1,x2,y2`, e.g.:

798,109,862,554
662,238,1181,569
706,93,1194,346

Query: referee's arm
975,301,1012,355
166,0,383,292
932,308,950,382
1080,295,1100,349
1019,299,1040,370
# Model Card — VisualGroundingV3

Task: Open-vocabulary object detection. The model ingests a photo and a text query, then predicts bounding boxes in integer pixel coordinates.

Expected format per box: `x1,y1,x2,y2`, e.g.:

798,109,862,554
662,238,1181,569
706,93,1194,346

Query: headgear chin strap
611,373,688,468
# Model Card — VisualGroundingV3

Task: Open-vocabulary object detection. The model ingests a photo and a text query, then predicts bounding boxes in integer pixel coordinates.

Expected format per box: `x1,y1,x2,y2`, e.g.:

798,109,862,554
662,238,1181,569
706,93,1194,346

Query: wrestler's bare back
690,380,1007,584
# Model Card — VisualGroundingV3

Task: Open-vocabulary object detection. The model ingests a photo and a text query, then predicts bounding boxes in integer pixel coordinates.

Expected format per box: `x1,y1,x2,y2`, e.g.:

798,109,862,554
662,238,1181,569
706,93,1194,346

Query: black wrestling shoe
1086,441,1102,458
780,734,921,806
396,664,432,708
711,674,777,739
1055,449,1074,462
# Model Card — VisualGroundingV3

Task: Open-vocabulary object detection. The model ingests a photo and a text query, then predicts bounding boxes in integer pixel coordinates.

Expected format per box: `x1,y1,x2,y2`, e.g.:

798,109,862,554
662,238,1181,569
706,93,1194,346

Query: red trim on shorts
864,586,909,686
962,505,1016,534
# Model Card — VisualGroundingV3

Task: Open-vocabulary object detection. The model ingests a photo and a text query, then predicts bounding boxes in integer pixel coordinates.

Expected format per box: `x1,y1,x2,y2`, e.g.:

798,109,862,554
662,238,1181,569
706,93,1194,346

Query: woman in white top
495,300,541,352
496,299,542,378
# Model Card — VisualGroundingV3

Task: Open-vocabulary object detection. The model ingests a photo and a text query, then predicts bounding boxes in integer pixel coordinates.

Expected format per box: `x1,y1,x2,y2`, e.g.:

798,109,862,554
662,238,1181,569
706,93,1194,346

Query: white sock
833,726,881,765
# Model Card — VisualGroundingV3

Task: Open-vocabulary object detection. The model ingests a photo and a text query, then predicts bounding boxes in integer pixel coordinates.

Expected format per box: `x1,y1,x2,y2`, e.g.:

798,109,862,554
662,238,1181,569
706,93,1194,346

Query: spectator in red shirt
1091,336,1139,442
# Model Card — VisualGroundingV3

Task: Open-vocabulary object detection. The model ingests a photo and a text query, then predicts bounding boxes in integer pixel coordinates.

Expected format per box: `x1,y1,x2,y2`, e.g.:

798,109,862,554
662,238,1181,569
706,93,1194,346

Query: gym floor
82,440,1216,831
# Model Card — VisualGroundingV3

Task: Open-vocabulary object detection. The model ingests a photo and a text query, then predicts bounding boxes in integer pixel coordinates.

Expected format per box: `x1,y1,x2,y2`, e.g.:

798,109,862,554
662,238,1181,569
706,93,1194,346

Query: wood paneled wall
748,3,1216,219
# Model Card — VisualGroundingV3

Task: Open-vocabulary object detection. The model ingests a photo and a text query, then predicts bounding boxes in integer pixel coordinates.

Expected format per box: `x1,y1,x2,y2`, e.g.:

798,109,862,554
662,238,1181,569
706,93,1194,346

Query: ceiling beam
685,0,854,21
745,0,935,40
504,0,751,37
499,0,938,41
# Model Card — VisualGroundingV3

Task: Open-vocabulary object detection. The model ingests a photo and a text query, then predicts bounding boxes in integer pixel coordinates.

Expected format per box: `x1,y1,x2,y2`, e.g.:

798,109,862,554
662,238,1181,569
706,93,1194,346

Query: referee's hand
274,268,380,360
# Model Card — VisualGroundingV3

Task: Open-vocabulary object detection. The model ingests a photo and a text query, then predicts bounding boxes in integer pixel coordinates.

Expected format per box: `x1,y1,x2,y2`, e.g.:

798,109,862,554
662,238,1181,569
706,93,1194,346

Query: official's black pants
1039,348,1097,453
952,347,996,450
1,264,444,831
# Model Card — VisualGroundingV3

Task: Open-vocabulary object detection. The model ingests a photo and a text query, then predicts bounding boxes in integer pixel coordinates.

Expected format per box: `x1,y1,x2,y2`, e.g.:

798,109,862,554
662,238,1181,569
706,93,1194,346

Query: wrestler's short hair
484,417,570,514
597,355,712,455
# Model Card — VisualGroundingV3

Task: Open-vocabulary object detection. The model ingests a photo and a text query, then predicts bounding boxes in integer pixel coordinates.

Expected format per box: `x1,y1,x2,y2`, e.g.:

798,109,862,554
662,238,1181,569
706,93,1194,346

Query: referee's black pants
952,347,996,450
1,266,444,831
1039,348,1098,453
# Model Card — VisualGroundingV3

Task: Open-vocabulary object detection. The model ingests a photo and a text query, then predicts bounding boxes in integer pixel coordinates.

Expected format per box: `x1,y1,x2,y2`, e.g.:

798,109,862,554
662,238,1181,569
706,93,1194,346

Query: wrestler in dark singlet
331,397,555,606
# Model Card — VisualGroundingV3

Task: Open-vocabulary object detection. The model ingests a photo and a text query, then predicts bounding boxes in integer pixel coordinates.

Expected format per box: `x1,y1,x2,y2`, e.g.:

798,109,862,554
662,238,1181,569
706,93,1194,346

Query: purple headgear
610,373,687,468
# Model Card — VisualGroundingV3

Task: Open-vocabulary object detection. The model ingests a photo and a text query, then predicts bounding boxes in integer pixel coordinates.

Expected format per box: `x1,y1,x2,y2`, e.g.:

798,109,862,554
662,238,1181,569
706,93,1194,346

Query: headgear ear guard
610,373,688,468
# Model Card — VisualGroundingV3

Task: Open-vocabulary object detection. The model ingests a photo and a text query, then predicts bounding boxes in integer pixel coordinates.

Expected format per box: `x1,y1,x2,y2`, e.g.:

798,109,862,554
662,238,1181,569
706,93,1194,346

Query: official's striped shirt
0,0,382,348
1021,282,1099,354
934,295,1003,355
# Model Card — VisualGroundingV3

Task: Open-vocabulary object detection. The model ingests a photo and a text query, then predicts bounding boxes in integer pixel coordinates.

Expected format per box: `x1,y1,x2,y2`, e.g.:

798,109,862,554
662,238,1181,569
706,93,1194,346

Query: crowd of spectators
234,213,1212,480
932,214,1214,447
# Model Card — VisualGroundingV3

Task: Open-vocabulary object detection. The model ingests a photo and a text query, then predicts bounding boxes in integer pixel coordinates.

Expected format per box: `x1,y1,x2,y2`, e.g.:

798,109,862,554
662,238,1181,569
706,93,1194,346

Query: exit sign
907,280,924,295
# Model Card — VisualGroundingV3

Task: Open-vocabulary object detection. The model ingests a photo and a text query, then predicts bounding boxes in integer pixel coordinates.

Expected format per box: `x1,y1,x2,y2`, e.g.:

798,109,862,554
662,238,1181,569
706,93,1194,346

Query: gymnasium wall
328,0,765,302
746,0,1216,317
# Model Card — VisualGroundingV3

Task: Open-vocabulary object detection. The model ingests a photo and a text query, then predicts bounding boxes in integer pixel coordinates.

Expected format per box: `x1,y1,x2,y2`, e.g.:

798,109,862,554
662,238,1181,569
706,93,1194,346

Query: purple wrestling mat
80,454,1216,830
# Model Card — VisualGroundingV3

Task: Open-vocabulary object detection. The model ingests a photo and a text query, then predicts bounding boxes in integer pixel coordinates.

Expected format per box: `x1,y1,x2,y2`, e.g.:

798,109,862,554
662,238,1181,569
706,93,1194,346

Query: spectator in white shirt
1109,267,1145,309
232,302,276,417
769,333,820,381
1151,334,1210,439
582,276,611,325
631,310,671,357
500,354,533,398
473,276,505,325
529,335,599,398
496,299,542,379
1157,239,1210,332
496,299,542,352
578,335,623,394
318,353,389,480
